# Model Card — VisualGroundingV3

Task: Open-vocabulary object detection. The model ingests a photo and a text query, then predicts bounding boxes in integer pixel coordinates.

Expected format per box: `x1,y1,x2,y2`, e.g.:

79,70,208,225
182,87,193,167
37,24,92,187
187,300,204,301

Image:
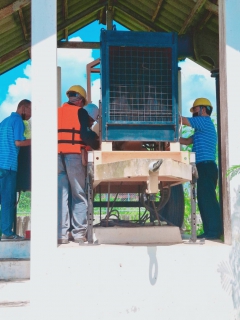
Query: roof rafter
205,1,218,15
195,0,218,31
18,7,28,41
152,0,164,22
0,0,30,19
179,0,207,34
62,0,68,40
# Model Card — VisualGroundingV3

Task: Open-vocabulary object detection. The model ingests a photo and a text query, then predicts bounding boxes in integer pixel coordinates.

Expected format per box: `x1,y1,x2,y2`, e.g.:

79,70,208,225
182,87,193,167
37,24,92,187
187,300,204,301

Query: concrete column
219,1,240,245
31,0,58,313
211,69,224,237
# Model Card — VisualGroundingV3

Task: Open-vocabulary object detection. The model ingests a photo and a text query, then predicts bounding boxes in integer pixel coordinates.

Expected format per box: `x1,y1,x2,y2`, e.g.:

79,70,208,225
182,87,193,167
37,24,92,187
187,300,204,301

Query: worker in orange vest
58,85,99,244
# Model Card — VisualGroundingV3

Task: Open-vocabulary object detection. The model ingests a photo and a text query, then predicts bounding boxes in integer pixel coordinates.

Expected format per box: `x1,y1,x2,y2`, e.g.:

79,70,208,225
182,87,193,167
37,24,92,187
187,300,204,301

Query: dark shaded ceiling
0,0,219,75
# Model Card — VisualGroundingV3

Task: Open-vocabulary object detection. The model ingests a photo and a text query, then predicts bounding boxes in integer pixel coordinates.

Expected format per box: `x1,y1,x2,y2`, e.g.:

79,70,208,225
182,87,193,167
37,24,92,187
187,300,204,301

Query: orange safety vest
58,103,85,154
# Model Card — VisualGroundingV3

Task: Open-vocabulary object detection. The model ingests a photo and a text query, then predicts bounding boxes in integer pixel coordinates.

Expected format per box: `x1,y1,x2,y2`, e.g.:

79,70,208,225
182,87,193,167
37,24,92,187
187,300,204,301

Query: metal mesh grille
109,46,173,122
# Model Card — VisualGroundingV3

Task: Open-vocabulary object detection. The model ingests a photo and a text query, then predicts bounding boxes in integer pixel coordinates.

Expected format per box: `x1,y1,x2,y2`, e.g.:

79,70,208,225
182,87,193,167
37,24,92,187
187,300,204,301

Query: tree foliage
17,191,31,214
227,165,240,180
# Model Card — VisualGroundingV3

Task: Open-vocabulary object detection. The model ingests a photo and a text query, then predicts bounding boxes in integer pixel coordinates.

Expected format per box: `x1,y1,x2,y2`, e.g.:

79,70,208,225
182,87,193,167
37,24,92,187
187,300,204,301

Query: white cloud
0,69,31,122
179,58,216,117
90,78,101,106
57,36,94,104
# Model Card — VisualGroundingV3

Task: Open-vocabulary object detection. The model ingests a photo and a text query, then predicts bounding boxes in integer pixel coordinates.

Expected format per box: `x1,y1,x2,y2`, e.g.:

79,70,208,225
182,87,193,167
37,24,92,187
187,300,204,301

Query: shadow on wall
218,185,240,318
147,246,158,285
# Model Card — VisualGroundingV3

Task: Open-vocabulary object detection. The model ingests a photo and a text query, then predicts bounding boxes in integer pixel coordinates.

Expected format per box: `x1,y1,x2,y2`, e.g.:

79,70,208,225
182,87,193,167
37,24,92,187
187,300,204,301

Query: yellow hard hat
66,85,88,106
190,98,213,112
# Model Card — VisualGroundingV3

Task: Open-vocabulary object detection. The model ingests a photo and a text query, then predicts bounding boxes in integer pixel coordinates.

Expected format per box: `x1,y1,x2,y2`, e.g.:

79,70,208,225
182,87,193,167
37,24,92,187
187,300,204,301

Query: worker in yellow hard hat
57,85,99,245
66,85,88,106
179,98,222,240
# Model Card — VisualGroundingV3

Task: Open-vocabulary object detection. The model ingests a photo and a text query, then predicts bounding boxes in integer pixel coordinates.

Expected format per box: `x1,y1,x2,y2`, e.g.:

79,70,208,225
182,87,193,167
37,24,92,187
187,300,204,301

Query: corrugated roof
0,0,219,75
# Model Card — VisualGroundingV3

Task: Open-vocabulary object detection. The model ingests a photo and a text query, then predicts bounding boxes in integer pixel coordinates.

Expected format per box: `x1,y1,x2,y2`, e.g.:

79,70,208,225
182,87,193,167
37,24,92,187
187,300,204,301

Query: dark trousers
196,161,222,237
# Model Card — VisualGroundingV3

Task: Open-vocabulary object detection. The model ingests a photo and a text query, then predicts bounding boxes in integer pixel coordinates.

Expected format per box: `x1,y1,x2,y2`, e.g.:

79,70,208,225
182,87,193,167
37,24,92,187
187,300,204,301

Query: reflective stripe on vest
58,103,85,153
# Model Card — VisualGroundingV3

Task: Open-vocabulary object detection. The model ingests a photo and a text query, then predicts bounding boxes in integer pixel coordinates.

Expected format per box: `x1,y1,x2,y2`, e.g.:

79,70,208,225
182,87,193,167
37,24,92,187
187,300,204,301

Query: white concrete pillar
31,0,58,314
219,1,240,244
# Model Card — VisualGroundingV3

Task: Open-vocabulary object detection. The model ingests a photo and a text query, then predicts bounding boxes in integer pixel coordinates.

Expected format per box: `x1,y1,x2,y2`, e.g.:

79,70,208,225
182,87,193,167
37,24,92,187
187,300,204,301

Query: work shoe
58,239,69,244
1,234,25,241
74,237,87,244
68,231,74,241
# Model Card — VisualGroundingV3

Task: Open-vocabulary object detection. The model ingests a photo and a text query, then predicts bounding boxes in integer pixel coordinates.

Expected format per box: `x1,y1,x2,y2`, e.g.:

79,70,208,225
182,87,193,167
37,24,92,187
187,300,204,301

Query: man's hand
180,116,191,127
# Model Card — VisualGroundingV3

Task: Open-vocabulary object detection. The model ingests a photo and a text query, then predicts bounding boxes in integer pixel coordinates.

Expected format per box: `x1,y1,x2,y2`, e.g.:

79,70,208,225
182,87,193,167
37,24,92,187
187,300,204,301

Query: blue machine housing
100,30,179,142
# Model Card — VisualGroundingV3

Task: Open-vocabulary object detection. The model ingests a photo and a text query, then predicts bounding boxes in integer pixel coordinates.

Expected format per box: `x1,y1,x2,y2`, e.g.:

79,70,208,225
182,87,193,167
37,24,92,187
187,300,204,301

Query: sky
0,21,217,122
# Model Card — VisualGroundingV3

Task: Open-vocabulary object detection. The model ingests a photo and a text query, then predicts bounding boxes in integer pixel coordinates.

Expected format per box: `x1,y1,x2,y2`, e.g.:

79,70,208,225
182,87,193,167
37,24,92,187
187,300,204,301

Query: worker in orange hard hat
179,98,222,240
57,85,99,245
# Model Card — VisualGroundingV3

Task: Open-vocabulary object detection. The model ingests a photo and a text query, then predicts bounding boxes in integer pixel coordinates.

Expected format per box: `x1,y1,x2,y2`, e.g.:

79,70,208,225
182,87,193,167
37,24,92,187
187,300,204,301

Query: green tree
17,191,31,215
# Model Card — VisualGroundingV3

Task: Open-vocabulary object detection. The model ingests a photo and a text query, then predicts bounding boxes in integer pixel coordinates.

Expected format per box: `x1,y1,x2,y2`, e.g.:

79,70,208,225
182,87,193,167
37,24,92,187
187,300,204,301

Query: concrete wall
30,243,234,320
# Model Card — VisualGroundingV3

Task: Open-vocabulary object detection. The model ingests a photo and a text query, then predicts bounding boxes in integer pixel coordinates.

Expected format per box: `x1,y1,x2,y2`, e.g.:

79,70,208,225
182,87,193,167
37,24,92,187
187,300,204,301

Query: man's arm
15,139,31,147
180,116,191,126
179,136,193,145
78,108,99,150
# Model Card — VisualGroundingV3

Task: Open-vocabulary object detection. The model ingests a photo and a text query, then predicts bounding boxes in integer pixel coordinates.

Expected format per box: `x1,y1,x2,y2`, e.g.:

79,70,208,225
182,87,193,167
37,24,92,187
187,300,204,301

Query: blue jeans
196,161,222,237
58,154,87,240
0,169,17,236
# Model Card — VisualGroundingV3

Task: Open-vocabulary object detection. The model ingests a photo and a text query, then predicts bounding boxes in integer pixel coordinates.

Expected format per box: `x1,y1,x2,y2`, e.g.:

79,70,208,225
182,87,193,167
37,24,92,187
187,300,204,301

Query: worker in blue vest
180,98,222,240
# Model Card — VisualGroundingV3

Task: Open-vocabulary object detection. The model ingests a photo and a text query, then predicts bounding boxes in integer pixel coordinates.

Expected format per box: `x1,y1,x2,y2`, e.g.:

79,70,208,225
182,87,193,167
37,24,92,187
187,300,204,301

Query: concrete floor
0,280,30,320
0,239,229,320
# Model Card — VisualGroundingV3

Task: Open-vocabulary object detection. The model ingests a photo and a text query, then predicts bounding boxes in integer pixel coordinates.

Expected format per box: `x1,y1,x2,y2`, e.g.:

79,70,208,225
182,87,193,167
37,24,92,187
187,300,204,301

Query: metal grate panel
100,30,179,142
109,46,173,122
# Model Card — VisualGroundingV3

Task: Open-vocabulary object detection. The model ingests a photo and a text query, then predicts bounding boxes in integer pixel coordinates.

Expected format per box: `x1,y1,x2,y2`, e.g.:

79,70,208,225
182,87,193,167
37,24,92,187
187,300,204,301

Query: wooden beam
62,0,68,40
18,7,28,41
205,1,218,16
179,0,207,34
107,0,114,30
62,0,68,19
116,2,165,32
58,41,100,49
152,0,164,22
99,7,106,25
0,0,30,19
86,58,100,103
